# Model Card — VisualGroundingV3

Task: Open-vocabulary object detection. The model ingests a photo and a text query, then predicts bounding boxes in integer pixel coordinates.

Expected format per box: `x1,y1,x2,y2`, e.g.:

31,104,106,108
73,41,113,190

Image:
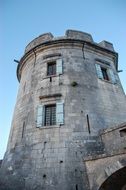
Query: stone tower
0,30,126,190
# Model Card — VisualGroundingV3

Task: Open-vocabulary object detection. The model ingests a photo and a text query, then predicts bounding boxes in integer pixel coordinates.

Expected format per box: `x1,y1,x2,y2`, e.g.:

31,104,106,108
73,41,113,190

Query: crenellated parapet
25,29,115,53
17,29,117,81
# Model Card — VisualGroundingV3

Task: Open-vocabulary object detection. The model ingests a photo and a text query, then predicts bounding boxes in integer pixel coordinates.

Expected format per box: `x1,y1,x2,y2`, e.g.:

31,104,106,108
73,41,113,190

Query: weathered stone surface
0,30,126,190
25,33,54,53
65,29,93,42
99,40,115,51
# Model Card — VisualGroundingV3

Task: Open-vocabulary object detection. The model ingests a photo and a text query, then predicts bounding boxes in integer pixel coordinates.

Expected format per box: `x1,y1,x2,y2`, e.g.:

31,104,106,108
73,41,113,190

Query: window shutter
56,59,63,75
114,74,119,82
109,69,117,84
36,105,44,128
56,102,64,125
95,64,103,79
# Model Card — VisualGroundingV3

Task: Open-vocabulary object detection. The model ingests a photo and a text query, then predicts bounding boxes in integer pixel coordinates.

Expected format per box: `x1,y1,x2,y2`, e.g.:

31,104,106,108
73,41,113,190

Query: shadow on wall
99,166,126,190
0,160,2,167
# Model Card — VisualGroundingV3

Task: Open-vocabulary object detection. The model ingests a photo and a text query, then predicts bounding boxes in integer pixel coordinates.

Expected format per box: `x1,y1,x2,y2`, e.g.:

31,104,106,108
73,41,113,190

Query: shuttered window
36,102,64,128
95,63,117,84
47,59,63,76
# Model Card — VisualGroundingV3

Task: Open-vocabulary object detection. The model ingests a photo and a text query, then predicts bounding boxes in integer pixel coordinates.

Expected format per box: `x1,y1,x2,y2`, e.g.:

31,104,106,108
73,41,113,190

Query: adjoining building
0,30,126,190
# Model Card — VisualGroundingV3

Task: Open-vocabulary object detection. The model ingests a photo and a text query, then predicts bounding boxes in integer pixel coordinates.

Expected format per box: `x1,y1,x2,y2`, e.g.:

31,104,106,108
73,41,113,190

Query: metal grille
45,105,56,126
47,62,56,76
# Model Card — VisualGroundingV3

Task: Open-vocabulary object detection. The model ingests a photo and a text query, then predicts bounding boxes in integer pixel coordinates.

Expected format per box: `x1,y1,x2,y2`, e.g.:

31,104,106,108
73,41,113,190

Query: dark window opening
47,62,56,76
101,67,109,81
44,104,56,126
120,128,126,137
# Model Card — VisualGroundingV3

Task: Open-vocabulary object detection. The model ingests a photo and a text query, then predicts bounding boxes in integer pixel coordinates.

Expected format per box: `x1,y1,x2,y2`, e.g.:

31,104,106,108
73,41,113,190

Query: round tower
0,30,126,190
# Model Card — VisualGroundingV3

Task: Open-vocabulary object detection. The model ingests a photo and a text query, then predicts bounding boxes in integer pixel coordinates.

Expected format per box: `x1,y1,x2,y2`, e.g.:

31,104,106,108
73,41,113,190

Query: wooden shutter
95,64,103,79
36,105,44,128
56,102,64,125
56,59,63,75
109,69,117,84
114,74,119,83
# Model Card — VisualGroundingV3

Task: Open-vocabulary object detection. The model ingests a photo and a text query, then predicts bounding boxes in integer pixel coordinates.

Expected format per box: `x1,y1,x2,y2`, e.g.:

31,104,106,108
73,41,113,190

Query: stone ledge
84,151,126,161
100,122,126,135
39,93,62,100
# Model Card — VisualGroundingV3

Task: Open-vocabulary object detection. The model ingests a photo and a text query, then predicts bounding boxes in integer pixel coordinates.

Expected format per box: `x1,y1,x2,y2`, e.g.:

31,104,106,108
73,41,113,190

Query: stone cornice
17,37,118,82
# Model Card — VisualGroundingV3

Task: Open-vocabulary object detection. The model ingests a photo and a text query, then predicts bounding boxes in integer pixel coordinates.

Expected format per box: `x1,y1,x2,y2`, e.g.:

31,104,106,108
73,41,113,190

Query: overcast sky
0,0,126,159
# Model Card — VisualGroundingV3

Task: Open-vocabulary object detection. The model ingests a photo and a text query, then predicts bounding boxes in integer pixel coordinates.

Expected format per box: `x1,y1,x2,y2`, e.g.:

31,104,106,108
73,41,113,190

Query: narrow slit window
86,114,91,134
76,184,78,190
23,82,26,92
22,121,25,138
47,62,56,76
44,104,56,126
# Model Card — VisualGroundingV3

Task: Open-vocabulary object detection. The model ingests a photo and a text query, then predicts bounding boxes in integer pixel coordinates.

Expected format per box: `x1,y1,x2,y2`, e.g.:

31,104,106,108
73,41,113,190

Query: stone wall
85,123,126,190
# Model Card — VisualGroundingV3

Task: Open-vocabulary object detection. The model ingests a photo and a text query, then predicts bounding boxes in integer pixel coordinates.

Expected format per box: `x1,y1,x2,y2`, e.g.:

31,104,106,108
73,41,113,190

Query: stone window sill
43,74,63,80
99,78,117,85
38,124,63,129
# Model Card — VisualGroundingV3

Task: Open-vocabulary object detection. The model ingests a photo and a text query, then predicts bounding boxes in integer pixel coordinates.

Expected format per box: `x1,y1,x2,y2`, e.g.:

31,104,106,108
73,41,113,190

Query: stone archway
99,166,126,190
122,184,126,190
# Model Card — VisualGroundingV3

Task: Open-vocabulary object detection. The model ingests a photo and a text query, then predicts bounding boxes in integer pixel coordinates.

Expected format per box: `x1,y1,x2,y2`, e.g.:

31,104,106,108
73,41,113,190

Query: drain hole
43,174,46,178
60,160,63,163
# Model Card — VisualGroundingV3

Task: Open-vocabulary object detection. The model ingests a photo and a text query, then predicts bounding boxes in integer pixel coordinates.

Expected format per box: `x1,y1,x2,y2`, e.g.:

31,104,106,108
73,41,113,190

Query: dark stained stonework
0,30,126,190
0,160,2,168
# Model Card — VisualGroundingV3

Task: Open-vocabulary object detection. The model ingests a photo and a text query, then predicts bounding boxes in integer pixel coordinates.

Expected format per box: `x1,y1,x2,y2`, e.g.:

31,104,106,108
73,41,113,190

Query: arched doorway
99,167,126,190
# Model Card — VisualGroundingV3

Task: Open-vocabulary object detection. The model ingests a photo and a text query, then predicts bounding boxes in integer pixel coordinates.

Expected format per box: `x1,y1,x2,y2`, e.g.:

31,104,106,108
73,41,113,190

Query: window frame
47,61,56,76
46,58,63,78
120,128,126,137
36,101,64,128
44,104,56,126
100,66,109,81
95,62,117,84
